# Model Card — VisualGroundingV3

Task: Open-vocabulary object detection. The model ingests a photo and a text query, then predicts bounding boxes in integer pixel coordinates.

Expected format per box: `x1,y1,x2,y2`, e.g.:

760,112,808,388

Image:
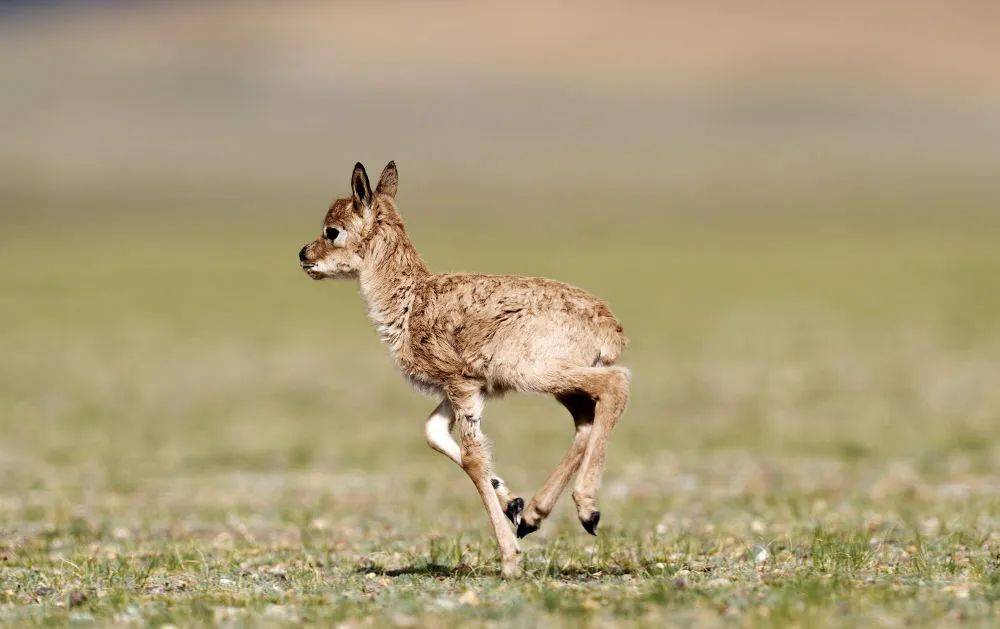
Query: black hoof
516,519,539,538
504,497,524,525
581,511,601,536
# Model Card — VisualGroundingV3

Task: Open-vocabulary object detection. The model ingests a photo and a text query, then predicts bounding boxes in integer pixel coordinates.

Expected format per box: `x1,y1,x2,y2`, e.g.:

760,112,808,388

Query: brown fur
300,162,630,577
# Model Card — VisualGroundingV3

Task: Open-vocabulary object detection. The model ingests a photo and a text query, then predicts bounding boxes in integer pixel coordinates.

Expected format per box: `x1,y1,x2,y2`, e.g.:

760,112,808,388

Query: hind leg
525,365,630,534
570,368,630,534
517,393,594,538
424,398,523,525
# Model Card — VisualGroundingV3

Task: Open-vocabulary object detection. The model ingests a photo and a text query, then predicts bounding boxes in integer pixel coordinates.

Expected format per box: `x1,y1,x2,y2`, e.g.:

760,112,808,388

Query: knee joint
597,371,629,408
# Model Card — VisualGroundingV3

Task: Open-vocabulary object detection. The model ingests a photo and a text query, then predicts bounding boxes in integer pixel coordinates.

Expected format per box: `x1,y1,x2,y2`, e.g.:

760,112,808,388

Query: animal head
298,161,399,280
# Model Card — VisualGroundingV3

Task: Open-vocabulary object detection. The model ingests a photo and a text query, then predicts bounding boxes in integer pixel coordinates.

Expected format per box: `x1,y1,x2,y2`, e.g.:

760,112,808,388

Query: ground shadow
357,562,482,578
357,562,647,579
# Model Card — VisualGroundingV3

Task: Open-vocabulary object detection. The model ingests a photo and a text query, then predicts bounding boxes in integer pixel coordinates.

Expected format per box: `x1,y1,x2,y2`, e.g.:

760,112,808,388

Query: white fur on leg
425,400,461,465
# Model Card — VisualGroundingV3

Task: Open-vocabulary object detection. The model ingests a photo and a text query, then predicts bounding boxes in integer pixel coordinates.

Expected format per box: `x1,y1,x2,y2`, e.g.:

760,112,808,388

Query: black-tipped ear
351,162,372,211
376,161,398,199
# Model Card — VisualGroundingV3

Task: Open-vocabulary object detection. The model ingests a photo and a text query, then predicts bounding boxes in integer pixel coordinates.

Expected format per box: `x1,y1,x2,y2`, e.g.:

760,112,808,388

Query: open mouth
300,263,316,270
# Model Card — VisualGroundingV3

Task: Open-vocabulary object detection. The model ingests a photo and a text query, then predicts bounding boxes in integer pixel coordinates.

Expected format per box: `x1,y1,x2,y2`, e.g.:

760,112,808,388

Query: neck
357,210,428,349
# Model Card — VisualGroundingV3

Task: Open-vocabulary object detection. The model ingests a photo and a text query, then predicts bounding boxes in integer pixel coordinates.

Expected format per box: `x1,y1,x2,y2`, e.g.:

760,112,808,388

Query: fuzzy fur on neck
357,203,429,354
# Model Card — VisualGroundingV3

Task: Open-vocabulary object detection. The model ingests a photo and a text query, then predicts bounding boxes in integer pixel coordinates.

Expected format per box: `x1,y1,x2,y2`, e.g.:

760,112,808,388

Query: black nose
298,245,309,262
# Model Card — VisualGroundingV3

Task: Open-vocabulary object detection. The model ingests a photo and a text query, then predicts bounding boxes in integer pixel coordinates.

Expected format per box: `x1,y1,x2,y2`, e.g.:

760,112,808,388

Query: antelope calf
298,162,630,577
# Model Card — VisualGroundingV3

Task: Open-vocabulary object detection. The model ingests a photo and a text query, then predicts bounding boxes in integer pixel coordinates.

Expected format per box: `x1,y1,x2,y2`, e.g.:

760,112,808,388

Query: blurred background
1,0,998,549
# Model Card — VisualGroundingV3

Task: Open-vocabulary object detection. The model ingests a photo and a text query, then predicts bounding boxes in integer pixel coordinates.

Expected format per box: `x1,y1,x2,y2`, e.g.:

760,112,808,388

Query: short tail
596,323,628,366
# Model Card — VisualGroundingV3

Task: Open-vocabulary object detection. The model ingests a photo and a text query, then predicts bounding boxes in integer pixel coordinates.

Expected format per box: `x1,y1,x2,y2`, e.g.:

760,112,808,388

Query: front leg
446,381,522,578
424,398,523,525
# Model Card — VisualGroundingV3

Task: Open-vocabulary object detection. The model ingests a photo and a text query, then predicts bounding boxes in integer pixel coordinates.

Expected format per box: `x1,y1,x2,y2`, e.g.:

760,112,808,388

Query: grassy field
0,192,998,626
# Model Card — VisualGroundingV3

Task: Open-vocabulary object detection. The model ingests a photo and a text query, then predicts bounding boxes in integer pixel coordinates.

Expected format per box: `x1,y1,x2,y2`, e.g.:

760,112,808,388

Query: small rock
213,607,240,623
268,565,288,581
920,517,941,536
458,590,479,606
434,597,457,611
390,613,417,627
263,604,295,620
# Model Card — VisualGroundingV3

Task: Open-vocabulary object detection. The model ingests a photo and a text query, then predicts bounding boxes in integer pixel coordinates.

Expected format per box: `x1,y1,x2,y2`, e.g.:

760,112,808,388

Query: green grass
0,198,998,626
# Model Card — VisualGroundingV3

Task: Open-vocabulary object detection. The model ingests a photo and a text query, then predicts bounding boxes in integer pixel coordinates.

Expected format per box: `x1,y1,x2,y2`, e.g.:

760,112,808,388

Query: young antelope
298,162,630,577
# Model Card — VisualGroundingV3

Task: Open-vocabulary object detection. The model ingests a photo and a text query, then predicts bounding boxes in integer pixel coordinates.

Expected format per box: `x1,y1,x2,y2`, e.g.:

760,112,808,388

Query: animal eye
324,226,340,241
